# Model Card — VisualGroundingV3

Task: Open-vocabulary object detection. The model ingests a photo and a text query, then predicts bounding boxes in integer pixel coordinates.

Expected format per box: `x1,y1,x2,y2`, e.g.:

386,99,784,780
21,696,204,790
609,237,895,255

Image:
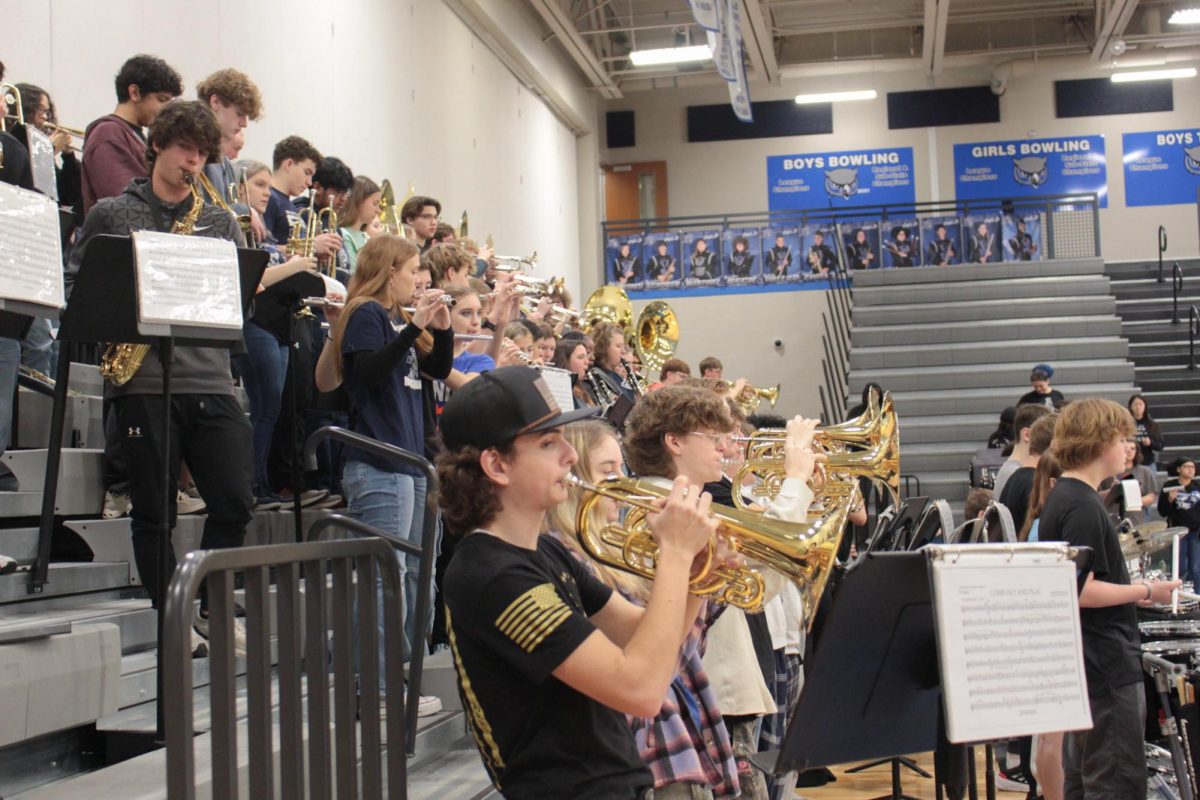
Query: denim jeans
343,460,431,681
1179,529,1200,589
233,321,289,496
0,337,20,457
19,317,56,377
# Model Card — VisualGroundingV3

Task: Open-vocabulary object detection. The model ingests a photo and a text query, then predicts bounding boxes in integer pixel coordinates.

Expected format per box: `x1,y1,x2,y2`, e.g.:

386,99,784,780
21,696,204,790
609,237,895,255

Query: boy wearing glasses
401,194,442,252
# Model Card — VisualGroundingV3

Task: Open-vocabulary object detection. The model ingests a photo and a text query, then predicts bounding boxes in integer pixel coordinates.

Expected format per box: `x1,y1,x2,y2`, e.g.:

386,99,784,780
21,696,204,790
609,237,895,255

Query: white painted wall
1,0,595,298
597,63,1200,266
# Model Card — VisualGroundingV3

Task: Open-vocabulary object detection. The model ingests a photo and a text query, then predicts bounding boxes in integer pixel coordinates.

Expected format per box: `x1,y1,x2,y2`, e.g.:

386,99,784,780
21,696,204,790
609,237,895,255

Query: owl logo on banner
825,168,858,200
1012,156,1048,188
1185,145,1200,176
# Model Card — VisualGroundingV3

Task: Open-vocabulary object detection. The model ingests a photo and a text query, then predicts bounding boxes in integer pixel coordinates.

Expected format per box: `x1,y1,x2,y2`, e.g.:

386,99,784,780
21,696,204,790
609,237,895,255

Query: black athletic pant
114,393,253,609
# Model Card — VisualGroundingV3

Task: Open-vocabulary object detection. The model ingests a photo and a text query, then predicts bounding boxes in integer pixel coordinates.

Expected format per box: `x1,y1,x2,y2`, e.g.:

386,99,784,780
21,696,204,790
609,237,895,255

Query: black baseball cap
440,366,598,451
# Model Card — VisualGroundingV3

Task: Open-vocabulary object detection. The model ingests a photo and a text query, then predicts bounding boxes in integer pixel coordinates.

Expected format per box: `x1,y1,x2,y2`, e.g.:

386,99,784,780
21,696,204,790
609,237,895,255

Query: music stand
863,496,929,555
29,234,265,744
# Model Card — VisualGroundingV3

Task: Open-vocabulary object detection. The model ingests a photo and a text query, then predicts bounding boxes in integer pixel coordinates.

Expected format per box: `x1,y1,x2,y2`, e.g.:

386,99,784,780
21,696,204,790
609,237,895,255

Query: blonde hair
547,420,649,601
331,234,427,378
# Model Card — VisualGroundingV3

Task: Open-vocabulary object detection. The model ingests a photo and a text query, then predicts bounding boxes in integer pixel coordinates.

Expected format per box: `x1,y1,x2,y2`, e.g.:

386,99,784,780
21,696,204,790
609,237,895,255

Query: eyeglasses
689,431,733,446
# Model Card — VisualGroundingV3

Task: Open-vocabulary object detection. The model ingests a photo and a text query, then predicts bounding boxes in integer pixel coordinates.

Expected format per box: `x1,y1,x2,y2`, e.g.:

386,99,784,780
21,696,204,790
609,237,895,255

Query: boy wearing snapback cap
436,366,716,799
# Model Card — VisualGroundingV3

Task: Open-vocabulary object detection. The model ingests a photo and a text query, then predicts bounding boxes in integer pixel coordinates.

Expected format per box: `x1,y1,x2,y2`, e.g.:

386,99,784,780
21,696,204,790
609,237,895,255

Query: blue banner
1123,129,1200,207
767,147,915,212
953,135,1107,207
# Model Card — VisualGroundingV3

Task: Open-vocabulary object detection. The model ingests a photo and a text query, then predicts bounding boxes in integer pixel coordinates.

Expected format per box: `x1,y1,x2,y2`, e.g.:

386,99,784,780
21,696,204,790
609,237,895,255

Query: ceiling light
1110,67,1197,82
1169,8,1200,24
794,89,878,104
629,45,712,67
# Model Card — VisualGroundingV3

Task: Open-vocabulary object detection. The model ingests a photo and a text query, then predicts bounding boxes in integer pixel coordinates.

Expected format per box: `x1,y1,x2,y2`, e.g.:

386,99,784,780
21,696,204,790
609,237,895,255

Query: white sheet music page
539,366,576,412
132,231,242,330
927,544,1092,743
0,181,65,311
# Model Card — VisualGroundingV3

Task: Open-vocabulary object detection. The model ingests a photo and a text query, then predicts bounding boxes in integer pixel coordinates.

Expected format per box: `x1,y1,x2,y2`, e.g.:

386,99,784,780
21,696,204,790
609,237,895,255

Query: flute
401,295,457,313
454,333,494,341
301,296,344,309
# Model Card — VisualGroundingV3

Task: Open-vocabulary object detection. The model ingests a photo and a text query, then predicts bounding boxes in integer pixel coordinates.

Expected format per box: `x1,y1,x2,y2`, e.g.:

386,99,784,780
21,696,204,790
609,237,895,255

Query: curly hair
1051,398,1134,471
196,68,263,120
114,54,183,102
145,100,221,170
272,135,322,171
421,243,474,285
435,442,513,534
623,385,734,478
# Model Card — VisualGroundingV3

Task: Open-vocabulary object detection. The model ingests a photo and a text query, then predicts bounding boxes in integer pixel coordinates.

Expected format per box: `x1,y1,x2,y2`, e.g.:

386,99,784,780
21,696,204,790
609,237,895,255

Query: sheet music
927,544,1092,743
0,181,65,311
26,127,59,202
1121,479,1143,510
132,231,242,330
539,366,575,412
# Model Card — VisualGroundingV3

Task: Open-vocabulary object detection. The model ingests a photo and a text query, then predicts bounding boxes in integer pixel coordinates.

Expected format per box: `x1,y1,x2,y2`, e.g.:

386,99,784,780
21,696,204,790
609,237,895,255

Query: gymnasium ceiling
524,0,1200,96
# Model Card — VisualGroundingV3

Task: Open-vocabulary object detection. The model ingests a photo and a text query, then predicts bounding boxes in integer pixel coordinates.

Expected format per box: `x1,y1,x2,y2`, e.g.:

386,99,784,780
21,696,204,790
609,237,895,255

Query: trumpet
514,274,565,296
44,122,86,140
719,381,781,417
493,251,537,270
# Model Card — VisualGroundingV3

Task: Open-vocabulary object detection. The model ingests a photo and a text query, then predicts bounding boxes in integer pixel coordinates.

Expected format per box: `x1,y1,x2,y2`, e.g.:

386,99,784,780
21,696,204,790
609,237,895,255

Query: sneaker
0,554,17,575
102,489,131,519
254,493,282,512
193,607,247,658
311,493,345,510
995,767,1031,793
279,488,330,509
176,489,206,515
191,628,209,659
404,690,443,717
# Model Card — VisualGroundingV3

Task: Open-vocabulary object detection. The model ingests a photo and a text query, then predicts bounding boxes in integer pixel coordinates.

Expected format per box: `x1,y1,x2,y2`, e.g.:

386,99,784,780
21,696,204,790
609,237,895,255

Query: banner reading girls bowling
953,135,1108,207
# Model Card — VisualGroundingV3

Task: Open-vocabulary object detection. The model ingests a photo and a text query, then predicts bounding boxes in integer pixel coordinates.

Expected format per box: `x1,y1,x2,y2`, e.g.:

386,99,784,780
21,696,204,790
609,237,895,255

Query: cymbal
1120,525,1189,559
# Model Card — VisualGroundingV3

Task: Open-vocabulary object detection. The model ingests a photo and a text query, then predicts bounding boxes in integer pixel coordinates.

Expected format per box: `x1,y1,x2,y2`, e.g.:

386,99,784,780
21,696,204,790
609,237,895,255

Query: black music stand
29,234,265,744
759,552,952,800
253,271,325,542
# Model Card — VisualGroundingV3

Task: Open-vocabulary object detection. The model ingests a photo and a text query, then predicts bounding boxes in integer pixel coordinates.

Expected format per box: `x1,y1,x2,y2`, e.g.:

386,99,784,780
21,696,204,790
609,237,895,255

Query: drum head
1141,638,1200,657
1140,620,1200,638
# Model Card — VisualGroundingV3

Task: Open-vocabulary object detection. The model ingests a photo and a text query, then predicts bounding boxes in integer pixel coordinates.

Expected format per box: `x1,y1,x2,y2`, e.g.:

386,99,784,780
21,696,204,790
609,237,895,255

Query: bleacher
0,366,491,798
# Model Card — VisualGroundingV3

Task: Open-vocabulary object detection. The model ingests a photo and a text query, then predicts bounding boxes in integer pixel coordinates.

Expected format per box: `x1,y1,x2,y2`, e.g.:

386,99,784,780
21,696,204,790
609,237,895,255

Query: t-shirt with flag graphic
443,532,652,799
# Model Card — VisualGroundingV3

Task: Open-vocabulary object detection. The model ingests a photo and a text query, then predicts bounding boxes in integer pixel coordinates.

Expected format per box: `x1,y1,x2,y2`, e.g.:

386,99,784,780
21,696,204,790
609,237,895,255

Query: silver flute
301,296,344,308
454,333,494,341
401,294,457,313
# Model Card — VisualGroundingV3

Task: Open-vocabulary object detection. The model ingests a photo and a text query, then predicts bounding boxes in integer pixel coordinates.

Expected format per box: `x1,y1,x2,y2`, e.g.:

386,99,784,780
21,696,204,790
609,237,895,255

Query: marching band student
552,339,597,409
431,285,496,419
551,418,740,799
331,233,454,692
68,100,252,653
196,68,262,206
231,159,320,509
81,54,183,214
648,357,691,391
699,357,723,380
400,194,441,252
532,323,557,366
592,323,635,402
1039,399,1180,799
263,135,321,245
14,83,82,219
436,366,715,798
421,243,473,289
337,175,382,272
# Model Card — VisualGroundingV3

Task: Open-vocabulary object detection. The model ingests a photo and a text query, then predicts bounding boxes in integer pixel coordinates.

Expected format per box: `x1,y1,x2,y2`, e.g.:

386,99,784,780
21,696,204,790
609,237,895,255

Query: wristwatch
481,319,497,331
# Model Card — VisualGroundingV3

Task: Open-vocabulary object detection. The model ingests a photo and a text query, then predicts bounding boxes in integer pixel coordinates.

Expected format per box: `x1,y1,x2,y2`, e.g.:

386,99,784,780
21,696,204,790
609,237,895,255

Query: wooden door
602,161,668,223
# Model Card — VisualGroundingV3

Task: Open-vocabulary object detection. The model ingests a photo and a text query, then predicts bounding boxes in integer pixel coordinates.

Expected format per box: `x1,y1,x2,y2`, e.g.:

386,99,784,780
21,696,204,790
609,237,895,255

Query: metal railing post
1190,306,1199,371
1174,263,1184,324
1159,225,1169,283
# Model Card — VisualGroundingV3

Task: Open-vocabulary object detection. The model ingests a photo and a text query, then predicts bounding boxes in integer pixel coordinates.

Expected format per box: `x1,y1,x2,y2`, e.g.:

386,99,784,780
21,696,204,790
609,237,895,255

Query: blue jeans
343,460,431,680
19,318,56,377
0,337,20,457
233,322,289,496
1179,529,1200,588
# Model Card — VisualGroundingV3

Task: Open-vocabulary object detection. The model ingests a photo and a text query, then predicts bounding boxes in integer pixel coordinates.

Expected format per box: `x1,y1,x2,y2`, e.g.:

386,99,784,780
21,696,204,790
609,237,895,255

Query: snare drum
1142,638,1200,669
1141,620,1200,640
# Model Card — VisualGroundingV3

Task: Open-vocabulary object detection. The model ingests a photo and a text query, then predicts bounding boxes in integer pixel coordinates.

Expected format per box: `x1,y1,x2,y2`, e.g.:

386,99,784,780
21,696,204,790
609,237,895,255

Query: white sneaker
0,554,17,575
403,690,443,717
193,607,247,658
102,490,131,519
176,489,206,515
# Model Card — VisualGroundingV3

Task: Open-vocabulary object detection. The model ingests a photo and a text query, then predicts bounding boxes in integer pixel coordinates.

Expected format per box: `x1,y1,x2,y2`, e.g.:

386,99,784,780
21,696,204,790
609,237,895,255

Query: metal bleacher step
895,441,980,473
0,526,42,562
0,449,104,516
905,470,969,502
887,382,1137,416
850,336,1129,370
853,274,1111,306
0,562,132,604
898,413,1000,445
853,294,1115,326
14,388,104,450
851,315,1123,348
0,597,155,656
849,358,1134,393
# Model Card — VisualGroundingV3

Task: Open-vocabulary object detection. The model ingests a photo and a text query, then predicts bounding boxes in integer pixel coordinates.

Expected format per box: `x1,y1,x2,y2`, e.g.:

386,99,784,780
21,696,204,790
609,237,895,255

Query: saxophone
100,175,205,386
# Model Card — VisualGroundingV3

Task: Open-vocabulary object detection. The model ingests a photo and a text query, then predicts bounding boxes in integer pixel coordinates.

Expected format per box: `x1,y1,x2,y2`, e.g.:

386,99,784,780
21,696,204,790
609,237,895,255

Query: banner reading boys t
953,135,1108,208
767,147,915,212
1123,129,1200,207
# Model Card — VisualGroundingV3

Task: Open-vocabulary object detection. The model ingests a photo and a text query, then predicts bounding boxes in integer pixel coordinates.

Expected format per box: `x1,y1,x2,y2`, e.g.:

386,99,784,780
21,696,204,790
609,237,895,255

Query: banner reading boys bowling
767,147,915,212
953,135,1108,208
1123,129,1200,207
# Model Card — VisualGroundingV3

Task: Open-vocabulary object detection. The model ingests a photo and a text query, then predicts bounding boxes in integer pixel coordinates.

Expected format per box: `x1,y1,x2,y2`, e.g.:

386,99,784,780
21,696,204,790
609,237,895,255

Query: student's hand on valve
314,232,343,257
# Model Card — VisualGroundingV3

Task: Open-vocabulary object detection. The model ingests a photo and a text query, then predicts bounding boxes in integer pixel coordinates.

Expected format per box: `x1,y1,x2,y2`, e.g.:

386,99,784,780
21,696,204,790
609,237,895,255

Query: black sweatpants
114,393,253,609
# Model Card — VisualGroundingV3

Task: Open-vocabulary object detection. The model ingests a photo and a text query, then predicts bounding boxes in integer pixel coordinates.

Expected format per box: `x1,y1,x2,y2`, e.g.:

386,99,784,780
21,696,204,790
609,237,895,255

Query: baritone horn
568,474,859,626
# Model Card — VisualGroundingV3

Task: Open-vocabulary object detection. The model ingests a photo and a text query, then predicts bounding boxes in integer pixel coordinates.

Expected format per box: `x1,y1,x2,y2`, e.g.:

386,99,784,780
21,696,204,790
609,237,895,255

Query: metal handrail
303,427,438,760
1174,263,1184,323
1190,306,1199,372
163,538,407,800
1159,225,1169,283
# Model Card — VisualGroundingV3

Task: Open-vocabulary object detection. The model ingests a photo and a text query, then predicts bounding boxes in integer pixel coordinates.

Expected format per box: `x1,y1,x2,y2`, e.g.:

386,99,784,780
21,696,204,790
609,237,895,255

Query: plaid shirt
628,604,740,796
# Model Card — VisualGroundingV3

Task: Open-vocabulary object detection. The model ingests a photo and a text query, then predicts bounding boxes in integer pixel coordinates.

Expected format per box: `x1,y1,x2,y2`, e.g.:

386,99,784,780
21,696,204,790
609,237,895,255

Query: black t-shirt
1016,389,1064,410
444,533,651,799
1037,477,1141,698
999,466,1035,536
